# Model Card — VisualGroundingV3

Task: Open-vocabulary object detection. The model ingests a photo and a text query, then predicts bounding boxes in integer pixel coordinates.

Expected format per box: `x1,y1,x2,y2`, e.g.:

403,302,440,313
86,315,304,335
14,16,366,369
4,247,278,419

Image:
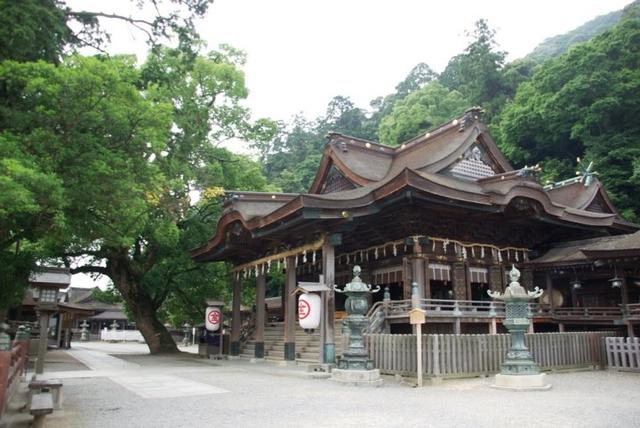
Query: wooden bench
28,379,63,410
30,392,53,428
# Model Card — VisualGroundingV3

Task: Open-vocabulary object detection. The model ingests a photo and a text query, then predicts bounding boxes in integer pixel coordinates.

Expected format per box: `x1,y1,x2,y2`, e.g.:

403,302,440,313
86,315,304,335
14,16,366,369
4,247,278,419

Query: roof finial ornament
576,157,598,187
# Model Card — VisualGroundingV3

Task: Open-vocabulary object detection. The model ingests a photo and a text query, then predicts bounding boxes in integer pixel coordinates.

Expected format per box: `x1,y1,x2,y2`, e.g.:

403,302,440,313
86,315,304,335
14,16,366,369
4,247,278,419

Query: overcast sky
66,0,633,288
71,0,634,123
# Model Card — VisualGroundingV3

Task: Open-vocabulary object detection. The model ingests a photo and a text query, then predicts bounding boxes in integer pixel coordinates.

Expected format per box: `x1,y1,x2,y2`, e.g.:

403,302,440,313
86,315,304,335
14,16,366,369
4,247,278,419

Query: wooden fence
365,331,614,378
0,339,28,419
606,337,640,372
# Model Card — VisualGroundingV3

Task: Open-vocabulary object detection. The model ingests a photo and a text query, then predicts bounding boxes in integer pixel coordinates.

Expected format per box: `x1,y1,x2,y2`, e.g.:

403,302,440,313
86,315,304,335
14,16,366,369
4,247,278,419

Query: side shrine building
191,107,640,364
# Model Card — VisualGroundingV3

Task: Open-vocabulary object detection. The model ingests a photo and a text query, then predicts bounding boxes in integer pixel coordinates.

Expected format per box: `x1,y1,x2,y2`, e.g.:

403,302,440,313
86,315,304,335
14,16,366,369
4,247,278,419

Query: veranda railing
0,339,28,419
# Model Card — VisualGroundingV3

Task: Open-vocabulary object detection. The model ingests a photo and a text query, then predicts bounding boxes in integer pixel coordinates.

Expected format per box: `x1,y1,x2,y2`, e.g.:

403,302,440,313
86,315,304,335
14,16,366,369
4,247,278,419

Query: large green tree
439,19,507,118
0,48,274,352
378,81,468,146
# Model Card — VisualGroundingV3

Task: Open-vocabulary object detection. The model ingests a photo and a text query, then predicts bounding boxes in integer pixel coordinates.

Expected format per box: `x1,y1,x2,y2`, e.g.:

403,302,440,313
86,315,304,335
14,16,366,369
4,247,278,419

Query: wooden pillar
284,256,296,361
626,322,635,338
411,240,426,299
411,261,425,299
230,274,242,356
322,240,336,364
489,266,503,293
558,323,565,333
521,268,533,289
452,262,467,301
464,262,472,300
454,318,461,335
402,257,412,299
424,257,431,299
489,318,497,335
620,270,630,307
545,272,555,311
255,267,266,359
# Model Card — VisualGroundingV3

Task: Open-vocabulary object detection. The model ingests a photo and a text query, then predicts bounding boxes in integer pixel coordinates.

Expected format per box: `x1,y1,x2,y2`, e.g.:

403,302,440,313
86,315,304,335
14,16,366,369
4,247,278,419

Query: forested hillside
526,8,623,62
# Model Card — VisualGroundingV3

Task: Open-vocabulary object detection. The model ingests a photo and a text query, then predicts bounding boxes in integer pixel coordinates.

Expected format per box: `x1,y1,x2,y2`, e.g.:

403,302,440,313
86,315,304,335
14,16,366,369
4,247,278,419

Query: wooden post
230,274,242,356
411,240,425,298
284,256,296,361
489,266,503,293
424,257,431,299
464,262,472,301
452,262,467,301
558,323,565,333
416,323,423,387
322,240,336,364
490,318,497,335
627,322,635,338
620,270,630,307
409,308,426,387
255,266,266,359
545,272,555,311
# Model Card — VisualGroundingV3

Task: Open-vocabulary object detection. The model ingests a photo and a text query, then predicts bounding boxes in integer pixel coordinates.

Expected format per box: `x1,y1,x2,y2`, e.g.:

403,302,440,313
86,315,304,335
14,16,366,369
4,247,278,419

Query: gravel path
42,343,640,428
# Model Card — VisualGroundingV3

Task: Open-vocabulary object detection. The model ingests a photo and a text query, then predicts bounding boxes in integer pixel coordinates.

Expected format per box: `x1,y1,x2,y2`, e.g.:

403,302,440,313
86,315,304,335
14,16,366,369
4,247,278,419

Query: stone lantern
80,320,90,341
488,265,550,390
331,266,382,386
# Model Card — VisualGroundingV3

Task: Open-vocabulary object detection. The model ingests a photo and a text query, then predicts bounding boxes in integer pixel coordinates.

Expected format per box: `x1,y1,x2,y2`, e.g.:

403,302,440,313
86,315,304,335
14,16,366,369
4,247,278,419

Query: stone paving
6,342,640,428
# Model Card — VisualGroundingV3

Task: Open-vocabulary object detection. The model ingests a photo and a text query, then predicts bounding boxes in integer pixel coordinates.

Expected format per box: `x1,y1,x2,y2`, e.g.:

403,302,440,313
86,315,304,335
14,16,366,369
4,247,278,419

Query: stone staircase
240,320,344,363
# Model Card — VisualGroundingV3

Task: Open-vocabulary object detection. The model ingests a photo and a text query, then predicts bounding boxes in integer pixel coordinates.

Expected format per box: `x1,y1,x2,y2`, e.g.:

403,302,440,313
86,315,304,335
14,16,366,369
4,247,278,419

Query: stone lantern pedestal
489,265,551,391
331,266,383,387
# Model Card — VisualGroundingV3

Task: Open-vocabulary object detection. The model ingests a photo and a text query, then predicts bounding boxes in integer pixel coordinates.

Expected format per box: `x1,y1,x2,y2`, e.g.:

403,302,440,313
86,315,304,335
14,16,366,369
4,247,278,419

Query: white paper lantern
298,293,321,329
205,307,222,331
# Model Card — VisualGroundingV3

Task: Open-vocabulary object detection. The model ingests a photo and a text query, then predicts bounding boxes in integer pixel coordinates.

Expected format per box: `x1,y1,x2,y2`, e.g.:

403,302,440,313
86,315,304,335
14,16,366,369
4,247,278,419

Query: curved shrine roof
191,109,638,262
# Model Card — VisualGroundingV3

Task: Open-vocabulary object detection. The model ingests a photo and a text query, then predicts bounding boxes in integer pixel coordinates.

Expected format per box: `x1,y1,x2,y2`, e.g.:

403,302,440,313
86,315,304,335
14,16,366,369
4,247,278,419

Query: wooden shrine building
191,107,640,364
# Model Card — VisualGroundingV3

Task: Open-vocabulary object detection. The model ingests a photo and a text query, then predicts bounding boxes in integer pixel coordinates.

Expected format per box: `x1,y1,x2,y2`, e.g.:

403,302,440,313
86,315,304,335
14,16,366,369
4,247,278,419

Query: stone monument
488,265,551,390
80,320,89,341
331,266,383,386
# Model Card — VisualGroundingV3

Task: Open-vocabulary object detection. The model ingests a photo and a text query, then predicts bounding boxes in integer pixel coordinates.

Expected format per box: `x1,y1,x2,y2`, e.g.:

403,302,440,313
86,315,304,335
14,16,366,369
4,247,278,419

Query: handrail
364,298,625,334
553,307,623,320
0,340,28,419
626,303,640,320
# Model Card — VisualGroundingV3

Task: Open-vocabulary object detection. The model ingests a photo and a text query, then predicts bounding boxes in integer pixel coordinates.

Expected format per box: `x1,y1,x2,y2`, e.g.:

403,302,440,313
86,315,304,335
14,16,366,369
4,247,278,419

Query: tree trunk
127,293,179,354
108,256,179,354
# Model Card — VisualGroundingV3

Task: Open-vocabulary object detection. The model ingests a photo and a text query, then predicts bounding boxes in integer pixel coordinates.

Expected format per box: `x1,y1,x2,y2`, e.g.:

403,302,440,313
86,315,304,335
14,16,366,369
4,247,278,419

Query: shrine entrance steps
240,321,343,364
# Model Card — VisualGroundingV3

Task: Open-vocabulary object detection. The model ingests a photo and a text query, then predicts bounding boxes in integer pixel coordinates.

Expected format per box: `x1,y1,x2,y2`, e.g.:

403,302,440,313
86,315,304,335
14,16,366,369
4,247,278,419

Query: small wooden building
191,108,639,363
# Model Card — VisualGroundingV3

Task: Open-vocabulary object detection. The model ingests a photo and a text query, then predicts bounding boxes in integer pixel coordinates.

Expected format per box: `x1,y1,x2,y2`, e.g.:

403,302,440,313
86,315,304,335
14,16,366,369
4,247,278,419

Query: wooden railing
625,304,640,320
606,337,640,372
366,331,614,378
553,307,623,320
0,340,28,419
367,298,626,325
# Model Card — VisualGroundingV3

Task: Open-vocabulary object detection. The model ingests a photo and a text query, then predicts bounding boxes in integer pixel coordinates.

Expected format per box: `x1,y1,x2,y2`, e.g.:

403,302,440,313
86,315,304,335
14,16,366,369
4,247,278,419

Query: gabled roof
309,108,512,194
546,179,618,215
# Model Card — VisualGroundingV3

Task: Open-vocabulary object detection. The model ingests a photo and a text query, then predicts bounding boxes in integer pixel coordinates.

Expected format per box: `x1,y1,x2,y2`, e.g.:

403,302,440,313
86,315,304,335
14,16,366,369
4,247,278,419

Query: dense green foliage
0,0,213,62
498,12,640,221
378,82,468,146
